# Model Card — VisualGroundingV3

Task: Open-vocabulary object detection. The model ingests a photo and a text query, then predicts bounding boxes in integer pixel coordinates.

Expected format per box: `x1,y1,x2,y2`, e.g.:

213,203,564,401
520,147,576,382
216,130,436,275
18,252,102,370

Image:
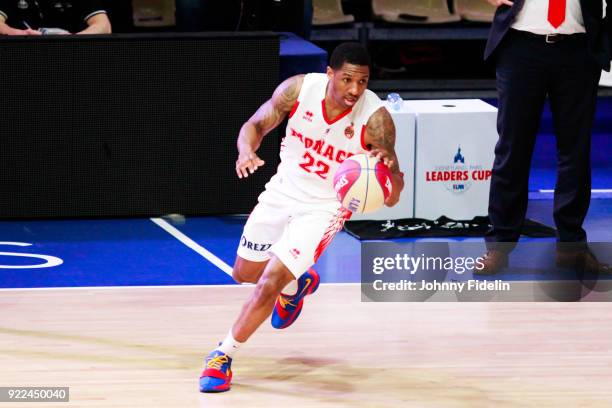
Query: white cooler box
405,99,497,220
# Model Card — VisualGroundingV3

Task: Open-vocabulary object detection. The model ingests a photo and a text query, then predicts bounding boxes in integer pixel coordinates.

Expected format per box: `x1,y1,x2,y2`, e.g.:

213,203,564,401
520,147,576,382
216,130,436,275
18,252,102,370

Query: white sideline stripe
0,282,361,292
539,189,612,193
150,217,233,276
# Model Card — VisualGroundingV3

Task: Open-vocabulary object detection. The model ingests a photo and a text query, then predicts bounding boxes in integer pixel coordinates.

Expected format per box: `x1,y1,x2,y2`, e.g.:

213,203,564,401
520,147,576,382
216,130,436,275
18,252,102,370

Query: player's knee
232,269,261,284
232,269,247,283
232,258,265,283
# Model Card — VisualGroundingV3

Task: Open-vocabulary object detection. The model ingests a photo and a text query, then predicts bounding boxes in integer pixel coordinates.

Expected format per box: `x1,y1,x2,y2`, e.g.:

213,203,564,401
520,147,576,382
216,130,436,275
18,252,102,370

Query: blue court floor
1,195,610,289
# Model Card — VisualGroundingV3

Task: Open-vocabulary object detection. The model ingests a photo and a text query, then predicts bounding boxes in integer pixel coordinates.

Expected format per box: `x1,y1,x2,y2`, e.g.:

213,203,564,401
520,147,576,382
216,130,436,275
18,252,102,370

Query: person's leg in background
547,37,610,274
548,37,600,243
478,31,549,274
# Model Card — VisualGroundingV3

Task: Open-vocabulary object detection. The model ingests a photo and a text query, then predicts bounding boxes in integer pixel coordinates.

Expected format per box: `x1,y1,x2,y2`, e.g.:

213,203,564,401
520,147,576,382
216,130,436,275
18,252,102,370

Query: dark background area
103,0,498,95
0,33,280,218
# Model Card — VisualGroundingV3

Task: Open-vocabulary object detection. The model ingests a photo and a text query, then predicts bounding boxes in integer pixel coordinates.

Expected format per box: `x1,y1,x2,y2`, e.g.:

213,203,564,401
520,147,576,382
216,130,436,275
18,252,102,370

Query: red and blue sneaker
199,350,233,393
271,268,320,329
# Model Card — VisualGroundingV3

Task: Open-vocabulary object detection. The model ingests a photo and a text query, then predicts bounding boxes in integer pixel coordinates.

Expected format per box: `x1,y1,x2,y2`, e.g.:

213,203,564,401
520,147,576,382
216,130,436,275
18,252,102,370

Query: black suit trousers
487,29,602,244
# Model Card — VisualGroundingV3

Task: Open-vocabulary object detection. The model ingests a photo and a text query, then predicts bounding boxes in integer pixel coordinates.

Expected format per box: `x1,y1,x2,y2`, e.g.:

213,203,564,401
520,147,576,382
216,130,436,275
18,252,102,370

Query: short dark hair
329,42,371,70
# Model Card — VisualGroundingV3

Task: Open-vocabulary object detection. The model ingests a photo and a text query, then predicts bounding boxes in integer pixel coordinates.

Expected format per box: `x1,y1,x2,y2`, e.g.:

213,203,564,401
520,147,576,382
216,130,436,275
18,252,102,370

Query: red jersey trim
321,99,352,125
288,101,300,119
313,207,352,263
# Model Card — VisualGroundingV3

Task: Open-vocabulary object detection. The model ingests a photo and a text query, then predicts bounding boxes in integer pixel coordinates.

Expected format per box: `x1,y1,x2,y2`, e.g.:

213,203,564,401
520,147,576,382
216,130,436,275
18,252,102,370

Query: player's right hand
236,151,265,179
2,27,41,35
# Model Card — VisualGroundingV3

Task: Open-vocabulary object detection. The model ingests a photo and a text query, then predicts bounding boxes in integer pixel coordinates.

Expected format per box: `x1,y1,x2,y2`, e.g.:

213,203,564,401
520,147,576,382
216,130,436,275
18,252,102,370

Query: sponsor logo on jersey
289,248,301,259
302,111,314,122
240,236,272,251
344,123,354,139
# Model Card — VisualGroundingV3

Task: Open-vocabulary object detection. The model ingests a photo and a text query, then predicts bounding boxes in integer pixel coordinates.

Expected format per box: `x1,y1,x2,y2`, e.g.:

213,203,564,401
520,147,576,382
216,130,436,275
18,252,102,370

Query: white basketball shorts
236,185,351,279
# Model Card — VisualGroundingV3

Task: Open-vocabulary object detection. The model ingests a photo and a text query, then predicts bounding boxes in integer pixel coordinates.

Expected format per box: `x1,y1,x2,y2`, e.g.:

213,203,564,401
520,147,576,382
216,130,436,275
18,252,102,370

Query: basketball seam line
364,155,370,211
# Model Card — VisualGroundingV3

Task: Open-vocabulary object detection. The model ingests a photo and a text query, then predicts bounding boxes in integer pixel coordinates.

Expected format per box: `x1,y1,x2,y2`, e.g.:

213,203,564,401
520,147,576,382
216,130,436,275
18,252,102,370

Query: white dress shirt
511,0,607,34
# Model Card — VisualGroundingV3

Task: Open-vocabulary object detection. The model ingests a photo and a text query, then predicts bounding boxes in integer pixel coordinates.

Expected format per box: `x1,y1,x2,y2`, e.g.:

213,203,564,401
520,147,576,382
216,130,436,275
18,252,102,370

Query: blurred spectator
0,0,111,35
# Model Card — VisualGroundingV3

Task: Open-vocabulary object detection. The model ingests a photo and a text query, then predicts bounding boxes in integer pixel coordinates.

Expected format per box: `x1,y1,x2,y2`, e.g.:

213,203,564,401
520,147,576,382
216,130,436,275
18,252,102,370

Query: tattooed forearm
365,107,400,172
251,103,280,135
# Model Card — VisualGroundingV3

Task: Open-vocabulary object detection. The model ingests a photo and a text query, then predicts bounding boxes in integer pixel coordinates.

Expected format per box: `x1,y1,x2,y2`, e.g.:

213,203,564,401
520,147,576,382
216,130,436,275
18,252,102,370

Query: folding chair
454,0,496,22
312,0,355,25
372,0,460,24
132,0,176,27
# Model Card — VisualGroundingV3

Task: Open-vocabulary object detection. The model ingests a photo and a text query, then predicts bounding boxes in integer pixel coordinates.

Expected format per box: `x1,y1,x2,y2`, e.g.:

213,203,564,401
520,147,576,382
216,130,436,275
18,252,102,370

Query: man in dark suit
476,0,612,274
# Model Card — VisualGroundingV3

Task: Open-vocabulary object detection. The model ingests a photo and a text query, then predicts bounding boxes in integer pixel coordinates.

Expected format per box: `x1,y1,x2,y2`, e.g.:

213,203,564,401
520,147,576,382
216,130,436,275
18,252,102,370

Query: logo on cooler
454,147,465,164
424,146,492,194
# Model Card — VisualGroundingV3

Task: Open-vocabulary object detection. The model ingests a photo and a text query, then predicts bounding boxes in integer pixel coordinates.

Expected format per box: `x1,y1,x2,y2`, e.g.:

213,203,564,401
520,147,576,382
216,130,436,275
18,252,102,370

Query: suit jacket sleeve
608,0,612,51
0,0,13,22
81,0,108,23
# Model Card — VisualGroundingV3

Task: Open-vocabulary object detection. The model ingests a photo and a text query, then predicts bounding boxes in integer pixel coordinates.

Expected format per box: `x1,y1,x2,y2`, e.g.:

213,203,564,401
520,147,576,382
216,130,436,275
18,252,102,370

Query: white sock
215,329,243,358
281,279,298,296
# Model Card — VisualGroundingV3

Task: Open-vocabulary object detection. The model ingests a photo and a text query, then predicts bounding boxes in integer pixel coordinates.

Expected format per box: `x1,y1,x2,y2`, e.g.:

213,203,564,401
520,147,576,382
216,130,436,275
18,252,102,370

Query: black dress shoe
474,250,509,275
556,249,611,275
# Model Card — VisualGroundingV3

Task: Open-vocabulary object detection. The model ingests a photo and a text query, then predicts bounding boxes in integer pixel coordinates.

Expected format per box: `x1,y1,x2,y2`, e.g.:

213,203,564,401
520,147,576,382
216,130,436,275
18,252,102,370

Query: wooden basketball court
1,284,611,407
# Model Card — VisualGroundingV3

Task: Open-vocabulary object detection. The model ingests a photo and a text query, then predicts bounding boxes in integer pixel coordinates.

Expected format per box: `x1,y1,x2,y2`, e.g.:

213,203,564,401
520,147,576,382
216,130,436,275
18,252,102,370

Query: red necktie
548,0,566,28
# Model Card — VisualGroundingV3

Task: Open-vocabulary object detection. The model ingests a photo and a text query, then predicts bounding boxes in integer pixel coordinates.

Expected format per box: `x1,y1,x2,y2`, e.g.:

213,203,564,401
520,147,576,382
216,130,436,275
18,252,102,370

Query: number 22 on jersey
298,152,330,179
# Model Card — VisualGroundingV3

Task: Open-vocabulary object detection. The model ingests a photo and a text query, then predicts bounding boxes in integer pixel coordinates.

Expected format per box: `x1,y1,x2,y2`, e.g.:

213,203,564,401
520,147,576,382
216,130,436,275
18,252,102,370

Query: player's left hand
384,178,402,207
369,149,404,207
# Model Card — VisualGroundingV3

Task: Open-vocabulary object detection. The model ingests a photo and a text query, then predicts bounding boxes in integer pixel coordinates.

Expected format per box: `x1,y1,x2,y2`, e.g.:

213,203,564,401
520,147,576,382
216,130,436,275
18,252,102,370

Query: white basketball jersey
269,73,384,202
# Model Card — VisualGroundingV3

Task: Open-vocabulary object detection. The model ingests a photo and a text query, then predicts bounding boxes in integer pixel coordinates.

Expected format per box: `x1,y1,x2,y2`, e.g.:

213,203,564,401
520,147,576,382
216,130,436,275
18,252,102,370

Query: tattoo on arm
250,75,303,136
365,107,400,172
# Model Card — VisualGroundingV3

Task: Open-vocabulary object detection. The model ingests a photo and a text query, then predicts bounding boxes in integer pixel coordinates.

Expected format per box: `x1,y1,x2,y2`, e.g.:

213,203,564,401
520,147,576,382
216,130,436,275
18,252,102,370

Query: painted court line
150,217,233,276
0,282,361,292
539,189,612,193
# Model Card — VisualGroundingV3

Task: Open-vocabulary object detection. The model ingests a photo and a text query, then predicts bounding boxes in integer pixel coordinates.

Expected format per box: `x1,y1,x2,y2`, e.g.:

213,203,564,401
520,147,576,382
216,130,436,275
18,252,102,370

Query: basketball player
200,43,404,393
